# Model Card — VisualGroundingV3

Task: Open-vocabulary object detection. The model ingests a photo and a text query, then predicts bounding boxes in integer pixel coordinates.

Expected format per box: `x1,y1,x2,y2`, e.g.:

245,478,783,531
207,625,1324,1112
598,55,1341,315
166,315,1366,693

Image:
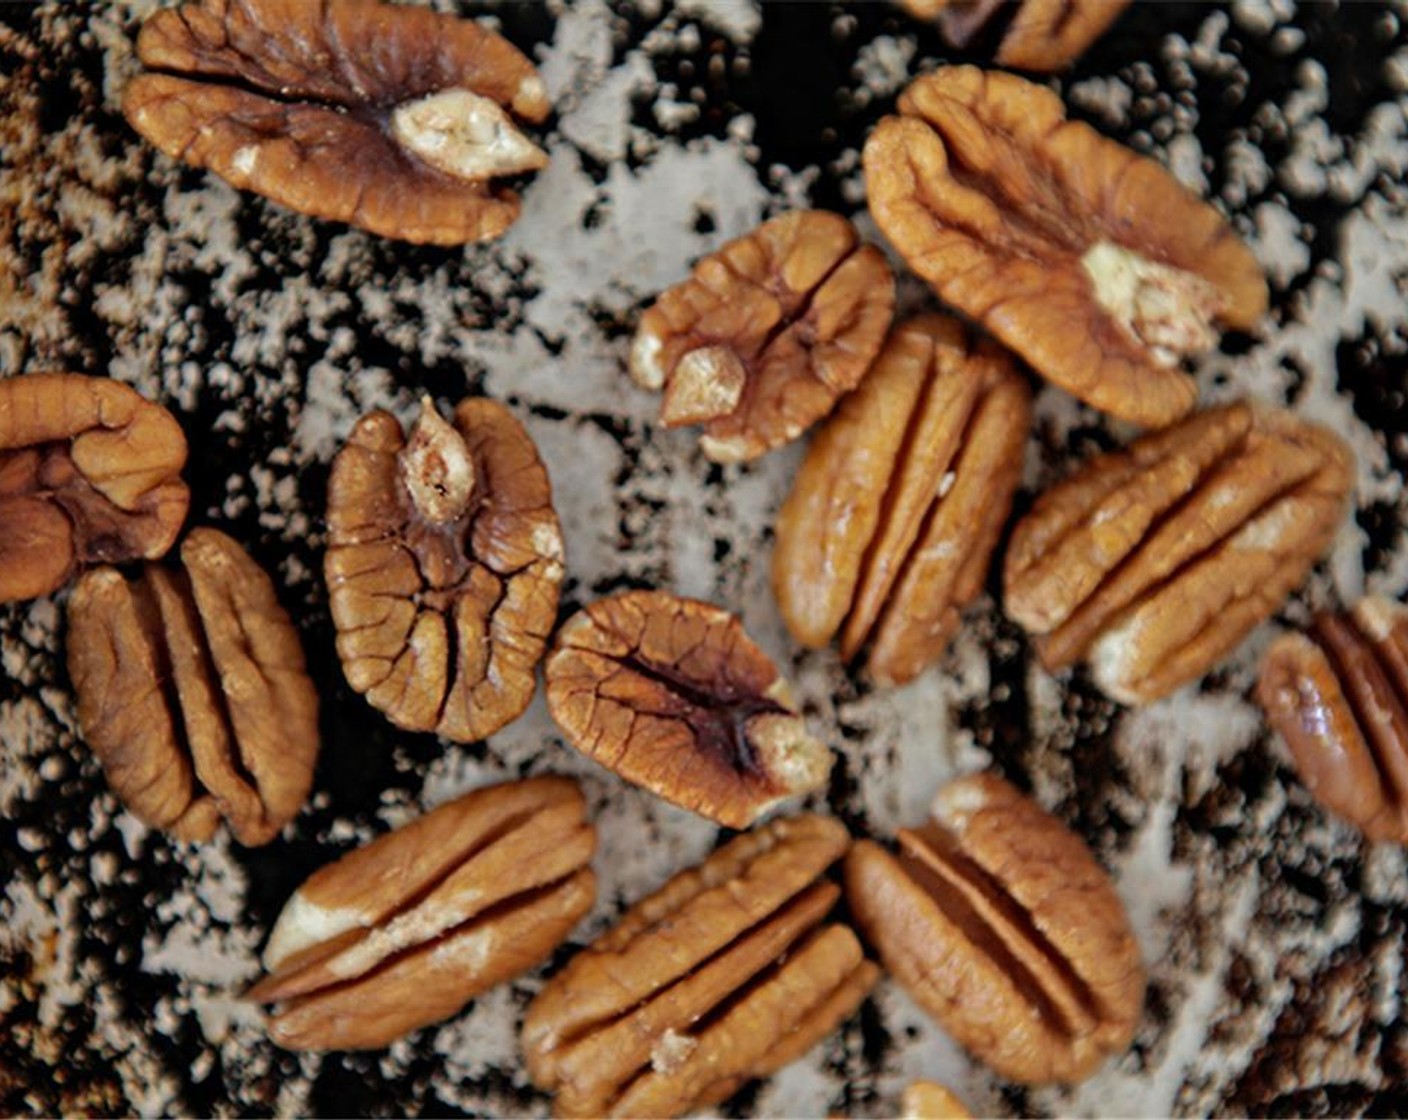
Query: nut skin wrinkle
845,773,1145,1084
122,0,550,244
544,589,832,828
899,0,1131,73
865,66,1267,427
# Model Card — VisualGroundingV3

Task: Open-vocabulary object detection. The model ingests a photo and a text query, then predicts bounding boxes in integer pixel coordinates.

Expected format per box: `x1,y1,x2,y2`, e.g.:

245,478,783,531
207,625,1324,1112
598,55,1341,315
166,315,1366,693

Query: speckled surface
2,1,1408,1116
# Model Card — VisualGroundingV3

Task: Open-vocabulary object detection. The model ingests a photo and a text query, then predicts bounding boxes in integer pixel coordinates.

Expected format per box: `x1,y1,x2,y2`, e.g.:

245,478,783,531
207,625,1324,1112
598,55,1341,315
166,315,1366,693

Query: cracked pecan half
248,776,595,1050
544,589,832,828
773,314,1030,686
123,0,550,244
902,1080,972,1119
865,67,1267,427
523,813,876,1118
0,373,188,604
67,528,318,845
1004,402,1353,705
629,210,895,462
898,0,1131,72
326,396,564,742
1257,597,1408,843
846,773,1144,1084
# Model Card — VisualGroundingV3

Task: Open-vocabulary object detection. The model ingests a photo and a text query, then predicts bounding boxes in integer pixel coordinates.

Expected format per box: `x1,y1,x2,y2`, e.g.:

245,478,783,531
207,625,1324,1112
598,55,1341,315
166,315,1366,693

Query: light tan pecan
898,0,1131,72
846,773,1145,1084
629,210,895,462
865,67,1267,427
123,0,549,245
67,528,318,845
1004,402,1353,704
325,396,564,742
1257,597,1408,843
773,314,1030,686
523,813,877,1118
247,776,596,1050
902,1080,972,1119
0,373,188,604
544,589,832,828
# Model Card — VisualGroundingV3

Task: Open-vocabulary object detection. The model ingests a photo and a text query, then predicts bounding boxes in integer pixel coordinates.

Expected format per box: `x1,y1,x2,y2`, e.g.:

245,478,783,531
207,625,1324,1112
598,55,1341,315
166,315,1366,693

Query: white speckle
230,145,258,177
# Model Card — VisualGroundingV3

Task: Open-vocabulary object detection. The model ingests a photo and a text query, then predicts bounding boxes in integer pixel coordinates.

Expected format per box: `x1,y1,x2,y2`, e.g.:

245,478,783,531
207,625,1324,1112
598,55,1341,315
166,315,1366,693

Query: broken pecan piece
1004,402,1353,704
865,67,1267,427
629,210,895,462
544,589,832,828
1257,597,1408,843
846,773,1145,1084
0,373,188,603
773,314,1030,686
325,396,564,742
123,0,550,244
898,0,1131,72
523,813,877,1118
67,528,318,845
902,1080,972,1119
248,776,596,1050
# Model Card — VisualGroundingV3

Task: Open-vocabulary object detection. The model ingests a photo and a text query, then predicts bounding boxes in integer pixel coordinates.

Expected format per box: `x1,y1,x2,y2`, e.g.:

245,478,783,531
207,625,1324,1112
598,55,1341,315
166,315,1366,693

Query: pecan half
1004,402,1353,705
248,776,596,1050
523,813,877,1118
123,0,550,245
1257,597,1408,843
325,396,564,742
0,373,188,604
845,773,1144,1084
67,528,318,845
902,1080,972,1119
865,67,1267,427
899,0,1131,72
629,210,895,462
773,314,1030,686
544,589,832,828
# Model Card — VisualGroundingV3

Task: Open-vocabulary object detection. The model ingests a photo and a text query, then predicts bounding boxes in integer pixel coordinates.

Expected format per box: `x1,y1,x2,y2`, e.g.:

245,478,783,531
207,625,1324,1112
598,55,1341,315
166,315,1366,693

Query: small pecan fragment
773,314,1030,686
248,776,596,1050
846,774,1144,1084
67,528,318,845
123,0,550,244
523,813,877,1118
544,589,832,827
899,0,1131,72
1257,597,1408,843
325,396,564,742
1004,402,1353,705
0,373,188,603
865,67,1267,427
629,210,895,462
902,1080,972,1119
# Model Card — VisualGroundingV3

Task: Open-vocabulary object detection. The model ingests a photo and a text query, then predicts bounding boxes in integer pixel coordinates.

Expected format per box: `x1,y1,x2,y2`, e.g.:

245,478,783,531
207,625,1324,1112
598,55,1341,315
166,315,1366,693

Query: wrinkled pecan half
846,773,1144,1084
325,396,564,742
544,589,832,828
865,67,1267,427
773,314,1030,686
0,373,188,604
248,776,595,1050
1257,597,1408,843
1004,402,1353,705
629,210,895,462
67,528,318,845
902,1080,972,1119
523,813,877,1118
899,0,1130,72
123,0,550,245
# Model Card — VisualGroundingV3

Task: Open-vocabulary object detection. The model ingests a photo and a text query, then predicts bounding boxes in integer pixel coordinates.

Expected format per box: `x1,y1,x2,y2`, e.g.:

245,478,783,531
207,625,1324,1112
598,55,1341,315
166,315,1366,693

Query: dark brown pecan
846,773,1145,1084
544,589,832,828
865,67,1267,427
1004,402,1353,704
899,0,1131,72
629,210,895,462
123,0,550,245
523,813,877,1118
325,396,564,742
773,314,1030,686
1257,597,1408,843
248,776,596,1050
67,528,318,845
0,373,188,604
